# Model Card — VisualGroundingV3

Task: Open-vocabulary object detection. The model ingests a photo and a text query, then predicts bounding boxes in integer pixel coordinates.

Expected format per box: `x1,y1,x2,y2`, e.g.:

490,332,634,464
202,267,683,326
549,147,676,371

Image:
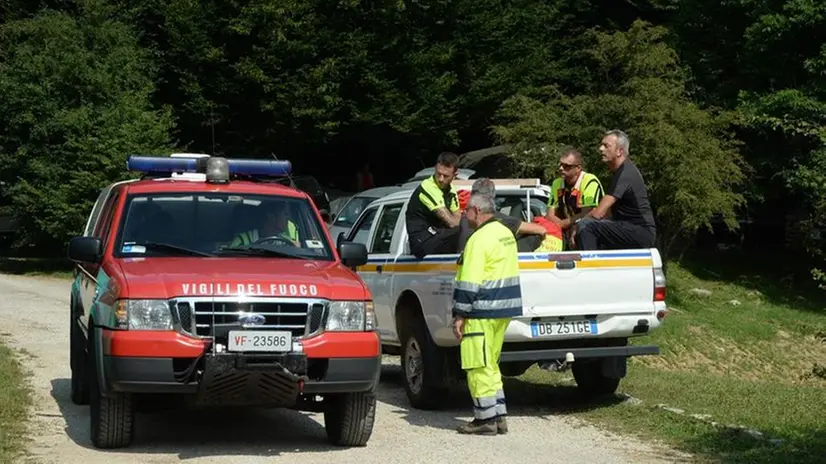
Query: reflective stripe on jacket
452,218,523,319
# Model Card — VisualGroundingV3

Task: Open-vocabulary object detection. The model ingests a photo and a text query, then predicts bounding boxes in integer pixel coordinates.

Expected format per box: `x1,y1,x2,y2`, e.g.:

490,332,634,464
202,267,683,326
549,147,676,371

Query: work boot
497,416,508,434
456,419,497,436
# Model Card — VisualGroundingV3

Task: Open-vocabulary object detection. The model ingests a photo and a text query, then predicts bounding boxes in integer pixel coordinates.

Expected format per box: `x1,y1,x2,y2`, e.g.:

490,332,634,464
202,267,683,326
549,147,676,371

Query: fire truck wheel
88,331,135,449
324,392,377,447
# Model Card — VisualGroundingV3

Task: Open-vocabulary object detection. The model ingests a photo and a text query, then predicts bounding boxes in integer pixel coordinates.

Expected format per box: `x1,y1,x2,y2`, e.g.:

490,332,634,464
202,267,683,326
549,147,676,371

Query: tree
0,4,175,250
491,20,747,256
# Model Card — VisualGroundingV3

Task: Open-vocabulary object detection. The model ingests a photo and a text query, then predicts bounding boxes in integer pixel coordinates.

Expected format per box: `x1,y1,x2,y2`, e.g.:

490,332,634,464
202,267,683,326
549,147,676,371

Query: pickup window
371,203,403,253
349,204,379,247
112,192,333,260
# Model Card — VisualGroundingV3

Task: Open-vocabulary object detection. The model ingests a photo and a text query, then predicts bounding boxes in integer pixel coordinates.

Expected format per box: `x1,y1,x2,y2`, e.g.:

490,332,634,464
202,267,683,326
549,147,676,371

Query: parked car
328,186,405,240
400,167,476,188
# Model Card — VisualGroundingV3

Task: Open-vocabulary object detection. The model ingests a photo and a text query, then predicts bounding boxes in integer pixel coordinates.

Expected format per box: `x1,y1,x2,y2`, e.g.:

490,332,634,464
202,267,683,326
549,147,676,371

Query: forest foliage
0,0,823,285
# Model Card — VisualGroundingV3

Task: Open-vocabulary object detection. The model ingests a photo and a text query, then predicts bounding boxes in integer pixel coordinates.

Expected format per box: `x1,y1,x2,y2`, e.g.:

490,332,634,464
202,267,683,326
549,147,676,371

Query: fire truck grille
174,300,326,339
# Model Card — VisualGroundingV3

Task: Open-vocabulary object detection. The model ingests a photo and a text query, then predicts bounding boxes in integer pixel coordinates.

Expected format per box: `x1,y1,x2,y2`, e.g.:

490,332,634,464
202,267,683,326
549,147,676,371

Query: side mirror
338,240,368,268
336,231,345,249
67,236,103,263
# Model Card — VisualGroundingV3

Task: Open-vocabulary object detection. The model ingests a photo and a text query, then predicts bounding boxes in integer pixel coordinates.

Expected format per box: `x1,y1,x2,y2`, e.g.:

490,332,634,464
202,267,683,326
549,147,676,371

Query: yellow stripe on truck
357,258,653,273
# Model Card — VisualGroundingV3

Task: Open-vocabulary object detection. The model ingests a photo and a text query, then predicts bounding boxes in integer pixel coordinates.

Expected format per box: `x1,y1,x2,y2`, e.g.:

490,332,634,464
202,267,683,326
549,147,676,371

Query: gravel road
0,273,689,464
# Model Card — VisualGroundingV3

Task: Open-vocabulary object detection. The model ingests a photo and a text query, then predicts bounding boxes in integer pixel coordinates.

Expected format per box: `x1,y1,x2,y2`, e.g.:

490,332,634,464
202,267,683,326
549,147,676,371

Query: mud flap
600,356,627,379
93,325,112,397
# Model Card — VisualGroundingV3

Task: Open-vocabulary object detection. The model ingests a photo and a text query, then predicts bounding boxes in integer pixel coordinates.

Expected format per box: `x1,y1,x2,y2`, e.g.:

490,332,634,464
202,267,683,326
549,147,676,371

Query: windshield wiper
133,242,215,257
219,246,311,260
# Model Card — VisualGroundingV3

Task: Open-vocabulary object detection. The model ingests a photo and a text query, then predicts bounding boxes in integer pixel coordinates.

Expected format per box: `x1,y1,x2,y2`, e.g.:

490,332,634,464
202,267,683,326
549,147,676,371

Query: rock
690,413,712,421
746,290,762,298
728,299,741,306
743,429,764,439
689,288,712,297
662,407,685,415
619,394,643,406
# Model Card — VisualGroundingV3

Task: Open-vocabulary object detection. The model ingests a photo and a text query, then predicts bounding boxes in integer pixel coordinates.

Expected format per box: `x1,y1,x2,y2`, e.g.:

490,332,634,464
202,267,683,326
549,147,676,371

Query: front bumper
100,329,382,406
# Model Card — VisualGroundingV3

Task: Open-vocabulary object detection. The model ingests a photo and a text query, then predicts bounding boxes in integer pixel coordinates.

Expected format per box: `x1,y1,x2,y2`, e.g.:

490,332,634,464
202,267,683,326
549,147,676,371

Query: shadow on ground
49,361,627,456
50,378,345,459
378,362,626,431
679,426,826,464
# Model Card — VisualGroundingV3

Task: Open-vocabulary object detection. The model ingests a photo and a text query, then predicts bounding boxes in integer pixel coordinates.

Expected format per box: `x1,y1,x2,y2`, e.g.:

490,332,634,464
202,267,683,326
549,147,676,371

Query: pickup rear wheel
88,331,135,449
572,359,621,397
399,316,448,410
324,392,377,447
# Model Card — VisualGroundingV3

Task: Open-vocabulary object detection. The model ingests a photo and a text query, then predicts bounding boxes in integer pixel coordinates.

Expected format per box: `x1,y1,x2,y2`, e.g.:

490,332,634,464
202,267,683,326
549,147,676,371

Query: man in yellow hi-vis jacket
451,191,523,435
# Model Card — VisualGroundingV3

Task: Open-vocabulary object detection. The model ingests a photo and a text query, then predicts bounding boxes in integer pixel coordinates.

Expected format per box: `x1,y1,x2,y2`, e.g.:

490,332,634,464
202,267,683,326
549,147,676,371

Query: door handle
376,265,383,274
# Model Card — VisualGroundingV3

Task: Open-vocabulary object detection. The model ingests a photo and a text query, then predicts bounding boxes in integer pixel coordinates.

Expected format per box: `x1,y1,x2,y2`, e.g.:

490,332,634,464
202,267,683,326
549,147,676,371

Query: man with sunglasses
545,148,604,248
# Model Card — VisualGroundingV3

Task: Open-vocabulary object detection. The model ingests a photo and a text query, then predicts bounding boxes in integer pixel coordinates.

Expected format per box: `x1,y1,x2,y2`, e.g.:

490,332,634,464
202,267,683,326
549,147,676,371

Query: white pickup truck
337,178,667,410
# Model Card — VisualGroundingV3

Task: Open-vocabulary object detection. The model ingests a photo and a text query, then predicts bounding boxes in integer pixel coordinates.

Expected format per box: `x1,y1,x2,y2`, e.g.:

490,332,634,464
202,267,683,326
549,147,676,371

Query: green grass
0,257,74,279
511,249,826,463
0,342,32,464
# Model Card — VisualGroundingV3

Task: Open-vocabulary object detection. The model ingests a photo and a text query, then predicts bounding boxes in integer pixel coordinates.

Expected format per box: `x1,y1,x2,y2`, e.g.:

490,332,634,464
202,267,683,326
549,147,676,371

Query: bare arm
559,206,595,229
517,222,547,236
588,195,616,220
434,207,462,228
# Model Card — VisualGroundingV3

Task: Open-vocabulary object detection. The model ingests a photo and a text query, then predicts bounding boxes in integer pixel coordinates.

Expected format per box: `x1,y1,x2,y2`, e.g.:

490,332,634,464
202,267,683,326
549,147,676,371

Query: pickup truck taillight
653,268,667,302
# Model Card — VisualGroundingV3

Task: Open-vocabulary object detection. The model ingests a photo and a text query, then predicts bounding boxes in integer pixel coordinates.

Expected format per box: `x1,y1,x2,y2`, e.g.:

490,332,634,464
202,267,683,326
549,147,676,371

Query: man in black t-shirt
574,130,657,250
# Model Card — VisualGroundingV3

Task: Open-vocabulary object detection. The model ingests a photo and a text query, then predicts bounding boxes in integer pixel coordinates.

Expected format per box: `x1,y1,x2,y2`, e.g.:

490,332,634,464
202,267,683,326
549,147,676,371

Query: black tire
88,331,135,449
324,392,377,447
398,314,449,410
69,310,89,405
572,359,621,397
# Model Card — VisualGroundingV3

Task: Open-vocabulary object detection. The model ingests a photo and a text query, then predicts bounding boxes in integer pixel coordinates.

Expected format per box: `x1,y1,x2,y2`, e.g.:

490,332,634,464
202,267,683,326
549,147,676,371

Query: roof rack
452,178,541,189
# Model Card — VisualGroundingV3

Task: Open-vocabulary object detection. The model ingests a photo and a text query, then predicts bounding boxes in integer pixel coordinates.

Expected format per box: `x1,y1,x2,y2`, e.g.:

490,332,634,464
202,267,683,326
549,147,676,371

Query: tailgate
518,249,659,317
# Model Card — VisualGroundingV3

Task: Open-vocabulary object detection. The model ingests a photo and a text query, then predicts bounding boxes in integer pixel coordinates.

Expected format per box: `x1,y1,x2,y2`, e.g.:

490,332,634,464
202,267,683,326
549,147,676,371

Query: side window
92,190,121,250
83,186,112,236
347,206,379,247
371,203,403,254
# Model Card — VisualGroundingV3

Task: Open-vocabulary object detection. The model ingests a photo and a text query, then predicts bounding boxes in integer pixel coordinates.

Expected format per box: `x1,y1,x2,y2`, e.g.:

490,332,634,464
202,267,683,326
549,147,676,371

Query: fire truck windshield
114,193,334,261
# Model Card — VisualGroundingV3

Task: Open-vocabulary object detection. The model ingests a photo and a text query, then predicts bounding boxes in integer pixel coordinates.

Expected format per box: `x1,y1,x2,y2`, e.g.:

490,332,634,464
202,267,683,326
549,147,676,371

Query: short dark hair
436,151,459,169
561,147,583,165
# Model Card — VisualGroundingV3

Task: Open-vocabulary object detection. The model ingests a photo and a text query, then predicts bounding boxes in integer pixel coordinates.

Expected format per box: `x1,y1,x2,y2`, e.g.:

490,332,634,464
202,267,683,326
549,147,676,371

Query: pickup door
345,199,407,344
350,190,665,351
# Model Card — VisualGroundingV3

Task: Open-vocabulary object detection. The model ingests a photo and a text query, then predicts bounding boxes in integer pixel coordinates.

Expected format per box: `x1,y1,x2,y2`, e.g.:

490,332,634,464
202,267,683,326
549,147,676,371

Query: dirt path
0,273,689,464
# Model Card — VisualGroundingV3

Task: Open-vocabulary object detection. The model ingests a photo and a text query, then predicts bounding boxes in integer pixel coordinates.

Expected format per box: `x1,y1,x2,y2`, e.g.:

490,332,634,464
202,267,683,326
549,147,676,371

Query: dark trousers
410,227,461,258
575,217,656,250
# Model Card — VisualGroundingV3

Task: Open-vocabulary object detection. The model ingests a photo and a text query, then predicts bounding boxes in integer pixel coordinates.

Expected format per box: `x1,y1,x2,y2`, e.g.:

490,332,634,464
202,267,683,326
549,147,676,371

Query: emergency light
126,155,292,180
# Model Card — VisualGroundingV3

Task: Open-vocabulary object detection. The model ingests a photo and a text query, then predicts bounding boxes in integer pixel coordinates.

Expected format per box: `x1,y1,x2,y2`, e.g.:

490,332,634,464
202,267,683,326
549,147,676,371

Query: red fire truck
67,154,379,449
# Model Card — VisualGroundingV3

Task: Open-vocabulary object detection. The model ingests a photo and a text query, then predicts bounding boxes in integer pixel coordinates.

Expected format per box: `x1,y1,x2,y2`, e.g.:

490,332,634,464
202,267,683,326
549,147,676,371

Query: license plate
530,320,598,337
227,330,292,352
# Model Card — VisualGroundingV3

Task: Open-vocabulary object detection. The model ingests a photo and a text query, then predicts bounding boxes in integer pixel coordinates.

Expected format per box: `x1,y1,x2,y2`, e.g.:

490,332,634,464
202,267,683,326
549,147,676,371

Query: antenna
271,152,296,186
210,108,216,156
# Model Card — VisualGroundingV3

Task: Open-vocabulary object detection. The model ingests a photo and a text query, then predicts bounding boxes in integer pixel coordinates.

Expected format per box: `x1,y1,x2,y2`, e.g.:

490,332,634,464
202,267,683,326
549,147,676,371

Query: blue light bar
227,159,292,176
127,156,198,173
126,155,292,178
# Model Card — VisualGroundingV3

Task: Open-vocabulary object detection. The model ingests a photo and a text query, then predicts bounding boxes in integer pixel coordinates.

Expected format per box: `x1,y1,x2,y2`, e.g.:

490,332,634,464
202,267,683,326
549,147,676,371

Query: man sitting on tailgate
405,152,464,259
231,199,300,248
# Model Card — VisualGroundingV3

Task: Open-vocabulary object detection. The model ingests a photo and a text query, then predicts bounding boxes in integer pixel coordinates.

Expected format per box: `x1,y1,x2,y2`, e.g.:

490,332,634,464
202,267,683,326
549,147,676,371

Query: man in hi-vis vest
546,148,604,249
451,191,522,435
